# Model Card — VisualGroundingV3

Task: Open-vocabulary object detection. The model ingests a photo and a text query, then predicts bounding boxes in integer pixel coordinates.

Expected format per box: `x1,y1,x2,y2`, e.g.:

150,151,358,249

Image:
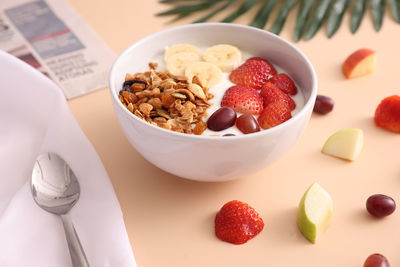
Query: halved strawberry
258,102,292,129
229,57,277,90
245,57,276,67
374,95,400,133
215,200,264,245
268,73,297,95
221,85,263,115
260,82,296,110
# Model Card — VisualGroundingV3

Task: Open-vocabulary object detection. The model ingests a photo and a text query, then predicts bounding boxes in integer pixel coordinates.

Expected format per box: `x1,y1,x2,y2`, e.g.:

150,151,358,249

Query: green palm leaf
389,0,400,23
326,0,350,38
370,0,385,31
194,0,237,23
350,0,367,33
157,0,400,41
160,0,202,3
304,0,332,40
250,0,279,29
221,0,259,22
156,0,221,16
294,0,316,42
269,0,298,35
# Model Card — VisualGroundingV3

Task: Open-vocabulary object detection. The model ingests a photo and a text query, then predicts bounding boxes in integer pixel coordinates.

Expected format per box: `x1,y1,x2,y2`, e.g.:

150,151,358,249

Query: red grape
366,194,396,218
364,253,390,267
207,107,236,131
313,95,334,114
236,114,260,134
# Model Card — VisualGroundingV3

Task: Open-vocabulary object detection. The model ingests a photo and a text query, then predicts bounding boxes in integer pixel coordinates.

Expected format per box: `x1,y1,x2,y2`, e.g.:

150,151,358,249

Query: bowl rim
109,22,318,141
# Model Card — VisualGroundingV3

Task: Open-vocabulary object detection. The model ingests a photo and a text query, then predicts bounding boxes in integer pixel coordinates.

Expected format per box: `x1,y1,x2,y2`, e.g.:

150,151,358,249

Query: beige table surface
67,1,400,266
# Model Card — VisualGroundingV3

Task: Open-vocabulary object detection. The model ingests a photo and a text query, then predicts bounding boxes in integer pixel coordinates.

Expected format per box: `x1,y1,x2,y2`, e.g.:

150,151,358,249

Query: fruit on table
313,95,334,114
164,43,202,61
207,107,237,131
342,48,376,79
236,114,260,134
203,44,242,72
229,57,277,90
322,128,364,161
260,82,296,110
268,73,298,95
374,95,400,133
366,194,396,218
258,102,292,129
215,200,264,245
297,182,333,244
185,61,223,88
363,253,390,267
166,52,202,76
221,85,264,115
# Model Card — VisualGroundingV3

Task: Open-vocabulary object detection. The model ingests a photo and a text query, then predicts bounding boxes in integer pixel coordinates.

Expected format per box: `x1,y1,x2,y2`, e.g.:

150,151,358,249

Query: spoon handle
61,214,90,267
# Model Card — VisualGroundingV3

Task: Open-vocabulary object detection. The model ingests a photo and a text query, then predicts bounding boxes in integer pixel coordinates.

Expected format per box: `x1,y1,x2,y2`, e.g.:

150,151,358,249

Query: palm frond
156,0,222,16
326,0,350,38
167,12,193,24
350,0,367,33
250,0,279,29
389,0,400,23
304,0,332,41
294,0,316,42
221,0,259,22
370,0,385,31
194,0,237,23
157,0,400,41
160,0,203,3
269,0,298,35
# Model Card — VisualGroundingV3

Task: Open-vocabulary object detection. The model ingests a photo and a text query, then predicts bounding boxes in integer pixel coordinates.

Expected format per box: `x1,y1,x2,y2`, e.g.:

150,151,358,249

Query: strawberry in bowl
207,56,300,135
229,57,276,90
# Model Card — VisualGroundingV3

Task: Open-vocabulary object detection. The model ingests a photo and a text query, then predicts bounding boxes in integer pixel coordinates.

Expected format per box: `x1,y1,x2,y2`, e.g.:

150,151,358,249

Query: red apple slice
342,48,376,79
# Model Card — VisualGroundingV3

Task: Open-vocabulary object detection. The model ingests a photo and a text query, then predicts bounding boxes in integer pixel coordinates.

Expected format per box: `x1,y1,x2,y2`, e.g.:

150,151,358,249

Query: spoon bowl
31,152,90,267
32,152,80,215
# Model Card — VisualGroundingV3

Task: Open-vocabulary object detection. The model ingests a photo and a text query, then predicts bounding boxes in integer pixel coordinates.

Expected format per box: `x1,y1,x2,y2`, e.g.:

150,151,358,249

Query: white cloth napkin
0,50,136,267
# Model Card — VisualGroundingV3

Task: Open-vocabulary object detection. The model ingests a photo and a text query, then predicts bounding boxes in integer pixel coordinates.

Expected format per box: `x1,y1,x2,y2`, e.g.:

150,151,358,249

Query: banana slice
164,44,202,61
203,44,242,72
185,62,222,89
166,52,202,76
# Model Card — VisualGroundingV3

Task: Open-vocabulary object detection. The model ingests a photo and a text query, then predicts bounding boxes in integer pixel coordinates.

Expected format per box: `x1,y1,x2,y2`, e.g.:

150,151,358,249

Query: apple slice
322,128,364,161
297,182,333,244
342,48,376,79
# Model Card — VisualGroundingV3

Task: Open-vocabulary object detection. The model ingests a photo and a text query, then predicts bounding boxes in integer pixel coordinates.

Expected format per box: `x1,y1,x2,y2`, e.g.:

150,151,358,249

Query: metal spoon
31,152,90,267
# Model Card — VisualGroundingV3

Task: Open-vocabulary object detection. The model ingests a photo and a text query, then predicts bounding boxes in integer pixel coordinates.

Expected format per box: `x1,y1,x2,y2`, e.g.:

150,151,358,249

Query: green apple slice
322,128,364,161
297,182,333,244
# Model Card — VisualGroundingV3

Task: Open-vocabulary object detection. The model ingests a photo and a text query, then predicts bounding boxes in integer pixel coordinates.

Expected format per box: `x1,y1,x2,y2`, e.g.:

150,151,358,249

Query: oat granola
118,62,213,135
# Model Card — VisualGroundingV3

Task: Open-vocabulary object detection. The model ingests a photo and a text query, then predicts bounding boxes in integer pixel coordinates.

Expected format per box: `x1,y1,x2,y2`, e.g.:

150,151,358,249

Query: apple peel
342,48,376,79
297,182,333,244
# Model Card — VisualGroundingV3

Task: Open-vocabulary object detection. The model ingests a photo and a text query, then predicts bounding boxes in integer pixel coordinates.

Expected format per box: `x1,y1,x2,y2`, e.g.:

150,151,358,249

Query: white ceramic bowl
109,23,317,182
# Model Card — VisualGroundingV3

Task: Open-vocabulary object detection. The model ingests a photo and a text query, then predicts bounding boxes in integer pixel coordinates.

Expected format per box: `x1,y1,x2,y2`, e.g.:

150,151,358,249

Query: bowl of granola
109,23,317,182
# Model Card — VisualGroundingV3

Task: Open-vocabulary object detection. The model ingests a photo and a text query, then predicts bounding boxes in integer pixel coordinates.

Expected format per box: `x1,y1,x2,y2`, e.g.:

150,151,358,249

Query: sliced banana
166,52,202,76
164,44,202,61
203,44,242,72
185,62,222,89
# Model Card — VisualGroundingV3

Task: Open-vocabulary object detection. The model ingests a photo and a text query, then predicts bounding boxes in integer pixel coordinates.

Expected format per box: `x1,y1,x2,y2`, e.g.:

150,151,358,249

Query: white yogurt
138,47,305,136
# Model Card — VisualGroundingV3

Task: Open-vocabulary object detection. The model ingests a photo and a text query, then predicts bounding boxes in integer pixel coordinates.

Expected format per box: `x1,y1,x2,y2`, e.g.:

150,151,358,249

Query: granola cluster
118,62,213,134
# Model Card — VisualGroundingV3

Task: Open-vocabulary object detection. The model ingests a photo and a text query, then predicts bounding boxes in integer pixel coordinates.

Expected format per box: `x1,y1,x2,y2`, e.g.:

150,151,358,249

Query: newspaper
0,0,115,99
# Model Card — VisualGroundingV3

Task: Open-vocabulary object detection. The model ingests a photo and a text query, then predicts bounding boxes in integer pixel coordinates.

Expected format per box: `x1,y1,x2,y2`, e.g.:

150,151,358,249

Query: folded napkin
0,50,136,267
